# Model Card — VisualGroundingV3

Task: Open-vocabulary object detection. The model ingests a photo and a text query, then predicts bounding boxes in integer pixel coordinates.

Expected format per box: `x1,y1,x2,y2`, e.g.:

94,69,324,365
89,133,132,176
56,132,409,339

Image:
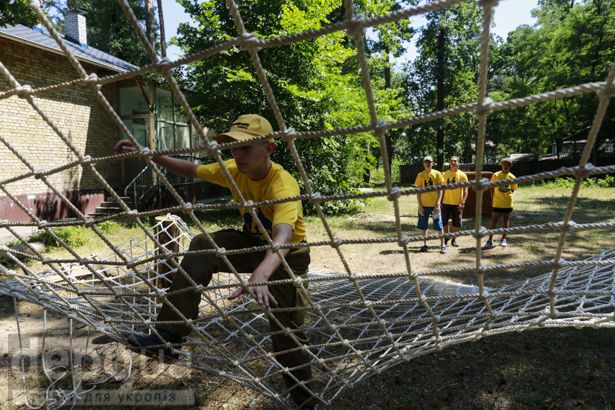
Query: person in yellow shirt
114,114,316,408
484,158,519,249
441,156,468,247
415,155,446,254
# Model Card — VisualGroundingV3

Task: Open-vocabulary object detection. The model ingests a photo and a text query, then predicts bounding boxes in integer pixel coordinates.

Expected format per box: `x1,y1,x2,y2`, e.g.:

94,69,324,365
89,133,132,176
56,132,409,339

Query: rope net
0,0,614,407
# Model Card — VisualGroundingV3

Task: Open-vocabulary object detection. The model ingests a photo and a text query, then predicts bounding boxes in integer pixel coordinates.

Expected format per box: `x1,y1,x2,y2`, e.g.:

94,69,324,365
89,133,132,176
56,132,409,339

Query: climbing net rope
0,0,614,407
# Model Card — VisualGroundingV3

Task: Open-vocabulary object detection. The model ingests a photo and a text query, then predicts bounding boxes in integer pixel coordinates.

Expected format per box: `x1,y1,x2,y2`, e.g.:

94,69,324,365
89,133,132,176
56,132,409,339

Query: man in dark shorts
485,158,518,249
441,156,468,247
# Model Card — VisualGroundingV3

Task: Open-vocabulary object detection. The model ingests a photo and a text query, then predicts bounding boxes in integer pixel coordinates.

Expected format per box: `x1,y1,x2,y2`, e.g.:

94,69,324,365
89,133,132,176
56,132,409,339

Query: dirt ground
2,299,613,409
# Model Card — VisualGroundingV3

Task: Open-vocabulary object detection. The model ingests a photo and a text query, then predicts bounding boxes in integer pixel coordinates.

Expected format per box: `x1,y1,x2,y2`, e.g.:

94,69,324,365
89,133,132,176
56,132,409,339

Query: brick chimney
64,10,87,46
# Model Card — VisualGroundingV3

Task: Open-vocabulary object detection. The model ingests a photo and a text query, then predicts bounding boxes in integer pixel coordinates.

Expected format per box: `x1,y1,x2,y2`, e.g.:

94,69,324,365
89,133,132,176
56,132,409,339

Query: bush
30,226,90,248
98,221,120,234
535,176,615,189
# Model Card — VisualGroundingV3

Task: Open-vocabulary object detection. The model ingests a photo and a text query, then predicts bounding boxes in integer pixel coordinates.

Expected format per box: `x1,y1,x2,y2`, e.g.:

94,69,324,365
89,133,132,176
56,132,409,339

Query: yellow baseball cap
215,114,274,143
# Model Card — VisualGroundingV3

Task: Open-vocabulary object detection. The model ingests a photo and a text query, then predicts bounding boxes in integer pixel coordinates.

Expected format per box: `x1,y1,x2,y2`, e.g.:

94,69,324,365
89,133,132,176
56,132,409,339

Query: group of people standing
414,155,519,254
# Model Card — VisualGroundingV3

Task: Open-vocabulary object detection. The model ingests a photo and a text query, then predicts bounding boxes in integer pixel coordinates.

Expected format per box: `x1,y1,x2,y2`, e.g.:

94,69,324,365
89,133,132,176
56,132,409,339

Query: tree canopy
3,0,612,209
174,0,410,212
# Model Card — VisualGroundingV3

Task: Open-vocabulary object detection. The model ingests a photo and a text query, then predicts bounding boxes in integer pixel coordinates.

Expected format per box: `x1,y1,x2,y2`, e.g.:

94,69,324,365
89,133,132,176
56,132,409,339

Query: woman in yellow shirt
485,158,518,249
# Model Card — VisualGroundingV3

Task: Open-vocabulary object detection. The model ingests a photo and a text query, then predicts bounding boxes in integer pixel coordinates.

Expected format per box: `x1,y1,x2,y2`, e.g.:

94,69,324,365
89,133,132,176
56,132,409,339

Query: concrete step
95,206,123,212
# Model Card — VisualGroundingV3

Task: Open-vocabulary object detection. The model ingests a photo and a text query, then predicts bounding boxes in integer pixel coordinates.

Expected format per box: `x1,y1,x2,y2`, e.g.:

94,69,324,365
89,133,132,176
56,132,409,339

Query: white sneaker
484,239,494,249
500,239,508,247
440,246,448,254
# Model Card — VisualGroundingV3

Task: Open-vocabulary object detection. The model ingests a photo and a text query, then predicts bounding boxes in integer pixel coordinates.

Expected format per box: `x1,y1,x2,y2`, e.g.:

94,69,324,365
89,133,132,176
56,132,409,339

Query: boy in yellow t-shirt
114,115,316,408
485,158,519,249
415,156,446,254
441,156,468,247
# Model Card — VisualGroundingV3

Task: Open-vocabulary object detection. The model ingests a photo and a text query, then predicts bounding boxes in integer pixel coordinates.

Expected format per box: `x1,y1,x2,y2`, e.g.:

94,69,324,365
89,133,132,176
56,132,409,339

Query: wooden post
463,171,493,218
154,215,179,290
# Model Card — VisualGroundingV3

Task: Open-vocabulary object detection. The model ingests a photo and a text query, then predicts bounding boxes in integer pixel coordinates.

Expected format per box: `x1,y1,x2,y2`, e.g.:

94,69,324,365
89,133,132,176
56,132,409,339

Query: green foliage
74,0,159,66
174,0,411,213
399,0,615,165
30,226,90,248
0,0,38,27
532,176,615,188
403,2,483,165
97,221,120,234
488,0,615,159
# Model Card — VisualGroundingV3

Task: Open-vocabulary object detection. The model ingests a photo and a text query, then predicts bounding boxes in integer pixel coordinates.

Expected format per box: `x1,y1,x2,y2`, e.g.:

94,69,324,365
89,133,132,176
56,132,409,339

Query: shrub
534,176,615,189
98,221,120,234
30,226,90,248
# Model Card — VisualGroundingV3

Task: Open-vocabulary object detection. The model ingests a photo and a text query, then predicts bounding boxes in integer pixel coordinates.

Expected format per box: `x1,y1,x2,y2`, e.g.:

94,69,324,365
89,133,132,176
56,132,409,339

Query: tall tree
359,0,415,172
174,0,410,211
489,0,615,161
0,0,37,27
405,2,482,166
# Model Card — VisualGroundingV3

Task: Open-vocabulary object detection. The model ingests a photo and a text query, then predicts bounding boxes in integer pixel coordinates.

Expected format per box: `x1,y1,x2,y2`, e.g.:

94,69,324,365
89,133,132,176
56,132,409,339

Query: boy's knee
188,233,214,251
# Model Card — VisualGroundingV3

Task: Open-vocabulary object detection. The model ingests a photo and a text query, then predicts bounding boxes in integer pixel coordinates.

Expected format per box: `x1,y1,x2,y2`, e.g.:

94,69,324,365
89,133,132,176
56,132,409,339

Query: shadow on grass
520,195,615,224
333,328,615,409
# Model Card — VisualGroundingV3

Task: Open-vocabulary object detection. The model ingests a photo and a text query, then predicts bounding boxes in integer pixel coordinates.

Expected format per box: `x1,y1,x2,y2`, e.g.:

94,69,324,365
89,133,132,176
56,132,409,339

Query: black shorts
441,204,462,227
492,207,513,214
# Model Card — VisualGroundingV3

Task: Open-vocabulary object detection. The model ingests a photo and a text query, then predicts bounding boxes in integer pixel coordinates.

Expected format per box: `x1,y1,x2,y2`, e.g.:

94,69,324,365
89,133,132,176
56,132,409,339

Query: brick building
0,14,198,222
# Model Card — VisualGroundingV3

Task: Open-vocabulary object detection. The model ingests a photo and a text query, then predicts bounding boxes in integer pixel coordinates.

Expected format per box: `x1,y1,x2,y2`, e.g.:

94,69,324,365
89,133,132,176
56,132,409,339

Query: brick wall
0,38,122,221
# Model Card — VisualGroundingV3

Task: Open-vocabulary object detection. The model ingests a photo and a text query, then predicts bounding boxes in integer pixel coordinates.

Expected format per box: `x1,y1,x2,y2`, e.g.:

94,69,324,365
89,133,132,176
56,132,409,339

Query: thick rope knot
85,73,98,85
238,32,262,51
398,235,410,247
154,57,172,73
476,97,494,115
206,140,219,153
281,128,296,142
85,73,102,91
270,242,281,252
473,177,490,191
310,192,322,203
139,147,153,158
346,15,366,37
331,237,342,248
387,186,401,201
582,162,595,173
33,169,45,179
474,226,488,238
15,84,32,97
182,202,193,213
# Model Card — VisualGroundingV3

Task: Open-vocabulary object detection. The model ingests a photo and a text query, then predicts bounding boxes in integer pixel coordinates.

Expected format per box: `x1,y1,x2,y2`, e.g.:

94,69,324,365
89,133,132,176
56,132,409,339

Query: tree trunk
436,26,446,169
156,0,166,58
145,0,155,48
384,47,394,174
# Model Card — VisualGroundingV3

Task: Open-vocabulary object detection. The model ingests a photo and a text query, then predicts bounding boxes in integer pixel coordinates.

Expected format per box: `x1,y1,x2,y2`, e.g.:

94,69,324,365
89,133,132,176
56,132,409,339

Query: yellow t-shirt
415,169,444,207
196,159,305,243
490,171,518,208
442,170,469,205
